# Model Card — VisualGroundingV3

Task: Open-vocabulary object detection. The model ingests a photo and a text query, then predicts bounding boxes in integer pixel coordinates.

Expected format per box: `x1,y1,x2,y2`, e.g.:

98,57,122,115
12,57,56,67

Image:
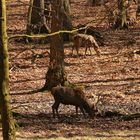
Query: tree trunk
114,0,138,28
114,0,128,29
26,0,33,35
26,0,50,35
0,0,16,139
42,0,68,90
137,0,140,15
62,0,73,42
44,0,52,26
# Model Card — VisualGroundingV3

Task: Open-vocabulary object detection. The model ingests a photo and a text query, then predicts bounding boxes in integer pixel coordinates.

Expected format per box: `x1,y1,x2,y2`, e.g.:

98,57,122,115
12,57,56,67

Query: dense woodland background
0,0,140,139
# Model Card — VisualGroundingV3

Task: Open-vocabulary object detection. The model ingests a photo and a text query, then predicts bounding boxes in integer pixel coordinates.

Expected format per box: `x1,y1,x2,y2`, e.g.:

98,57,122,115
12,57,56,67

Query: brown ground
2,0,140,139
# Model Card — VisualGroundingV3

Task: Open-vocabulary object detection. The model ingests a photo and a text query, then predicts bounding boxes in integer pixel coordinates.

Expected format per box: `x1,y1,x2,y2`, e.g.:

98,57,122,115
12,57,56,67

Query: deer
77,24,105,46
50,86,99,118
72,34,101,57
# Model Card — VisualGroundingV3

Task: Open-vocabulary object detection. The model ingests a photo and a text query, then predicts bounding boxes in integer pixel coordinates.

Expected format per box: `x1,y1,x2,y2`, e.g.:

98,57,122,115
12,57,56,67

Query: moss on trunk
0,0,16,139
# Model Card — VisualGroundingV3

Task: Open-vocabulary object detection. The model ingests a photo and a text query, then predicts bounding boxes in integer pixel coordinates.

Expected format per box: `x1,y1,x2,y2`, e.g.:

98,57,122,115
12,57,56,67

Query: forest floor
0,0,140,139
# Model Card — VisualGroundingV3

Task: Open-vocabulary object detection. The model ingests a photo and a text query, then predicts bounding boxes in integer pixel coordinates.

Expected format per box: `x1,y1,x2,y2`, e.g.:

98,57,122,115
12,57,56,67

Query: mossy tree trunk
26,0,50,35
0,0,16,139
42,0,68,90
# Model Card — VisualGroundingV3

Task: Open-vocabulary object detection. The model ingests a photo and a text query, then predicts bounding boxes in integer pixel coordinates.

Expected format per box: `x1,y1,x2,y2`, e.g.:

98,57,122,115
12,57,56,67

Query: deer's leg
85,40,89,56
72,37,79,57
79,106,86,118
52,101,60,118
76,45,79,57
84,39,88,56
89,44,92,55
84,42,88,56
75,106,78,117
76,38,80,57
93,42,100,57
71,44,74,56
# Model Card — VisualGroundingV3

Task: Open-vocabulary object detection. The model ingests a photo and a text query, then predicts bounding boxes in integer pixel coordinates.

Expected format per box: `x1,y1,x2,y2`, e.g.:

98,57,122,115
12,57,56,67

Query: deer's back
51,87,85,105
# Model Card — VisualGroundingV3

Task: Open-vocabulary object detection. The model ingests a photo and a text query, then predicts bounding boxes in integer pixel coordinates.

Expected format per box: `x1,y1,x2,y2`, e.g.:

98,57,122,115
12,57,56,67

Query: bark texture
0,0,16,139
114,0,137,29
26,0,50,35
43,0,68,90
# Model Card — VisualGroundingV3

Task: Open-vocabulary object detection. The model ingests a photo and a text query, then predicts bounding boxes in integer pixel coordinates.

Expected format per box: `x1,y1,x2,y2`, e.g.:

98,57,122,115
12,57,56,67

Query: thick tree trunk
0,0,16,139
42,0,68,90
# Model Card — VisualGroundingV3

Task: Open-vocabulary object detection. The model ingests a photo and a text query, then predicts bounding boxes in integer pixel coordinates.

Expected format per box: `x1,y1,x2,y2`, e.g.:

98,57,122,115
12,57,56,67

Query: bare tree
114,0,128,28
27,0,72,42
0,0,16,139
42,0,69,90
114,0,138,29
62,0,73,41
26,0,50,36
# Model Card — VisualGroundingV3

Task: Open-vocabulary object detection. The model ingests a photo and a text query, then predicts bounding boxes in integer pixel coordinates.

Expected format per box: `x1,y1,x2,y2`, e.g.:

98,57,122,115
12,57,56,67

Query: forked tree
0,0,16,139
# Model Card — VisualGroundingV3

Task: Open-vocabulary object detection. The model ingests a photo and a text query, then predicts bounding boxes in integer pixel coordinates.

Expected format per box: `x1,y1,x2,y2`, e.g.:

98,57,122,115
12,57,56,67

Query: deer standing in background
72,34,101,57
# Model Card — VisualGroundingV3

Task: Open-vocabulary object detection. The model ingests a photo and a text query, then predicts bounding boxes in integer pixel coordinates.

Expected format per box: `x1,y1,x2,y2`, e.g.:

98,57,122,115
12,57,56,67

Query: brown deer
84,34,101,56
72,34,82,56
72,34,101,57
51,86,98,118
